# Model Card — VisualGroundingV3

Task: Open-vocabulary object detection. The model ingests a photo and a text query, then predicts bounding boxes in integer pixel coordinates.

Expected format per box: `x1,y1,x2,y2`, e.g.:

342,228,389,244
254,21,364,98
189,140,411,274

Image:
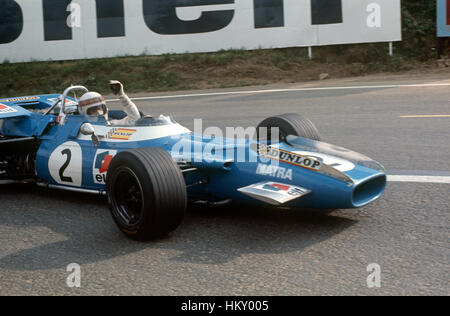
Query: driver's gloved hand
109,80,124,96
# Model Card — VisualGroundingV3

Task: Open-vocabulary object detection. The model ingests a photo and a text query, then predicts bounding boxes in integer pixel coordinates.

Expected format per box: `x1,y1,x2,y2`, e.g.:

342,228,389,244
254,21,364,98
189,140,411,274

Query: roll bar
44,85,89,125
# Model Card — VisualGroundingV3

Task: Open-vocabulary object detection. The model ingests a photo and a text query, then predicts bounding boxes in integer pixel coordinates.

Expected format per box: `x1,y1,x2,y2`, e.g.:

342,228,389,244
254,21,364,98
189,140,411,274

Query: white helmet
78,92,107,117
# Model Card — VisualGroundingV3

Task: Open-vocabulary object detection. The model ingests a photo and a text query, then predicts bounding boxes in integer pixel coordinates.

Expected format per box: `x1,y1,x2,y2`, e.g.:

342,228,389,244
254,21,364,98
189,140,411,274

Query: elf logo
93,150,117,184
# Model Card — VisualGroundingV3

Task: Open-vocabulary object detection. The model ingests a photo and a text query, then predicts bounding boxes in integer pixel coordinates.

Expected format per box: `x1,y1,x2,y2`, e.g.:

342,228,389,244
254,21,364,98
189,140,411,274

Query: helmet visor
86,105,105,116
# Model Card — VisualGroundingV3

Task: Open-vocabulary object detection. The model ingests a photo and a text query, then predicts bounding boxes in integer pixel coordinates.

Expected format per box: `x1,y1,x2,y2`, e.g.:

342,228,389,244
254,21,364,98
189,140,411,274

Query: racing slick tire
106,147,187,241
257,113,321,142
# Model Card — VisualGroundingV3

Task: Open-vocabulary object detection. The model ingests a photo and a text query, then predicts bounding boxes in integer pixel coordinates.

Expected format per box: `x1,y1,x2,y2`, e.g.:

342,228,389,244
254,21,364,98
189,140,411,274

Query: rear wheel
257,113,321,142
106,147,187,240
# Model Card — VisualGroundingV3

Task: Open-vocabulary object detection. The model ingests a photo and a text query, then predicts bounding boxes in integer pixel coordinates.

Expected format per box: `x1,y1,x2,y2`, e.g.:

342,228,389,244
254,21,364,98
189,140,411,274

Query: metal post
437,37,441,59
388,42,393,57
308,46,313,60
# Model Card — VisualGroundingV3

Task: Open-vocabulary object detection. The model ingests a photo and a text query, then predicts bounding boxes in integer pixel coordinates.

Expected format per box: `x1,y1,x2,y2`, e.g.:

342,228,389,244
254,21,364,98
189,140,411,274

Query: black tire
106,147,187,241
257,113,321,142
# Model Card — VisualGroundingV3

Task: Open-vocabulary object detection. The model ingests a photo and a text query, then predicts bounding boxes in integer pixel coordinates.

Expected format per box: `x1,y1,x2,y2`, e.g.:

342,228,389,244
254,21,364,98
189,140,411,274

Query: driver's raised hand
109,80,124,96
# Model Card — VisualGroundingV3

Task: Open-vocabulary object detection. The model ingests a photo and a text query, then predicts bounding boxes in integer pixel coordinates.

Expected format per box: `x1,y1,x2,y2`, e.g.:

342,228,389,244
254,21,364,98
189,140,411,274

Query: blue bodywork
0,93,386,210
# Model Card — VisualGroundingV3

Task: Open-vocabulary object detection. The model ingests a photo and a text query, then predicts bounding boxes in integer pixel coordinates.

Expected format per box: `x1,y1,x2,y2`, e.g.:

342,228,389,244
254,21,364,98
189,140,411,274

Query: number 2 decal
48,142,83,187
59,149,73,183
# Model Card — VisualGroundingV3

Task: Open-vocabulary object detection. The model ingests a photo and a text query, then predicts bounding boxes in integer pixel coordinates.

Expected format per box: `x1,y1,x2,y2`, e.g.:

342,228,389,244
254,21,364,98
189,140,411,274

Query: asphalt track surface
0,76,449,295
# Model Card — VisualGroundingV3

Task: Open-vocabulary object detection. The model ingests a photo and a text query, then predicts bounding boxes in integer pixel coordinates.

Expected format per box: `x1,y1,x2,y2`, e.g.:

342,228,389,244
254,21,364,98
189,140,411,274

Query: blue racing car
0,85,387,240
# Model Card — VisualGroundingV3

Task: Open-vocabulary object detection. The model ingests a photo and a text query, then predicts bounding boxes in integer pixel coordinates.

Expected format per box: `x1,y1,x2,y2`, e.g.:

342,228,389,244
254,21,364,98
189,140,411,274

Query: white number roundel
48,142,83,187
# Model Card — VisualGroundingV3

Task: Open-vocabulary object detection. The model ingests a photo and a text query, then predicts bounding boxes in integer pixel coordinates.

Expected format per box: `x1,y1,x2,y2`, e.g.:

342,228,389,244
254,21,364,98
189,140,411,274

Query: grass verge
0,42,448,98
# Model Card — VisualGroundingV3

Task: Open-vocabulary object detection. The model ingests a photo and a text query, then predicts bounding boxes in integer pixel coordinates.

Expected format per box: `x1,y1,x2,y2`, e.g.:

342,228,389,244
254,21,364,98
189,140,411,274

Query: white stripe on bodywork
77,124,191,142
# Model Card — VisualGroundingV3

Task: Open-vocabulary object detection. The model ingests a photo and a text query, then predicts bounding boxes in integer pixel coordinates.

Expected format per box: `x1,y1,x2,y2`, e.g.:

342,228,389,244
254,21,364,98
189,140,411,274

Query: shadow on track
0,183,357,270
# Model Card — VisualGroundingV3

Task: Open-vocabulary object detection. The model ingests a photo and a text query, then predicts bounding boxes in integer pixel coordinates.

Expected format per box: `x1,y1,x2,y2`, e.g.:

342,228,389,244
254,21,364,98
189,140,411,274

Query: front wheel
106,147,187,240
257,113,321,142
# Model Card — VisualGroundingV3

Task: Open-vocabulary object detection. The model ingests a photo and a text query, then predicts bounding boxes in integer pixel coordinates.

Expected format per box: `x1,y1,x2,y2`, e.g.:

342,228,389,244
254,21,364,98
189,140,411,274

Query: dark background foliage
401,0,441,59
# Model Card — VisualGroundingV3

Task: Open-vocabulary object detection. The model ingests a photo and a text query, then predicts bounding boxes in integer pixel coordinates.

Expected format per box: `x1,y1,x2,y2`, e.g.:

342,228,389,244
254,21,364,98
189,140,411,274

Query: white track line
106,82,450,102
387,175,450,184
400,115,450,118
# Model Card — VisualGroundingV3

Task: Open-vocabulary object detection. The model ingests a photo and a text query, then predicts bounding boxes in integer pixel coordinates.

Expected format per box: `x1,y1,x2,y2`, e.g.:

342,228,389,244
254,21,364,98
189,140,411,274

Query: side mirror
80,123,99,147
80,123,95,136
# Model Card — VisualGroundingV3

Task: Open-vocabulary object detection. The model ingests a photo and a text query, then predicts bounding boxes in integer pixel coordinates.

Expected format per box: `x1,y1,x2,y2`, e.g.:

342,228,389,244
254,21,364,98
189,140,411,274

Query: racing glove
110,80,125,96
109,80,141,125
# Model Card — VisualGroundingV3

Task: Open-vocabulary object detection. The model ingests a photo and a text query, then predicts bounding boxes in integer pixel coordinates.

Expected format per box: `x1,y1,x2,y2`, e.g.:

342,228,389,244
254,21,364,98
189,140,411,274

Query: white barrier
0,0,401,63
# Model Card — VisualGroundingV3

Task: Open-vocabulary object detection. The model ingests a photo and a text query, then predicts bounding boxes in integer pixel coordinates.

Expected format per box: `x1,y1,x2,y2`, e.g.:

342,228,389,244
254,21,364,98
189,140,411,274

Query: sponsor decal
47,98,78,106
238,181,311,205
256,163,293,181
292,150,355,172
93,150,117,184
257,144,322,171
0,103,18,114
262,183,290,191
107,128,136,141
0,96,39,102
258,181,309,197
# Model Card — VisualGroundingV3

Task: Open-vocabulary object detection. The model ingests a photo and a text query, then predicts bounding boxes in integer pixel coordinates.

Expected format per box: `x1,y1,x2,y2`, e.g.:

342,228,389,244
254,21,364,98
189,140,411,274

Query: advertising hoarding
0,0,402,63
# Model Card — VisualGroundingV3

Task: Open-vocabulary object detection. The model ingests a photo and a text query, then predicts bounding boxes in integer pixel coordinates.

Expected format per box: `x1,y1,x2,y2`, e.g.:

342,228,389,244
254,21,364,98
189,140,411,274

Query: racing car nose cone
352,174,387,208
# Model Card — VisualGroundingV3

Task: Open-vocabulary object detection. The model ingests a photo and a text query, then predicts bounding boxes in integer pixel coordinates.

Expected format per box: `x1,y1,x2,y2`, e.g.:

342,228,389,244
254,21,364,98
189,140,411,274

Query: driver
78,80,141,125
